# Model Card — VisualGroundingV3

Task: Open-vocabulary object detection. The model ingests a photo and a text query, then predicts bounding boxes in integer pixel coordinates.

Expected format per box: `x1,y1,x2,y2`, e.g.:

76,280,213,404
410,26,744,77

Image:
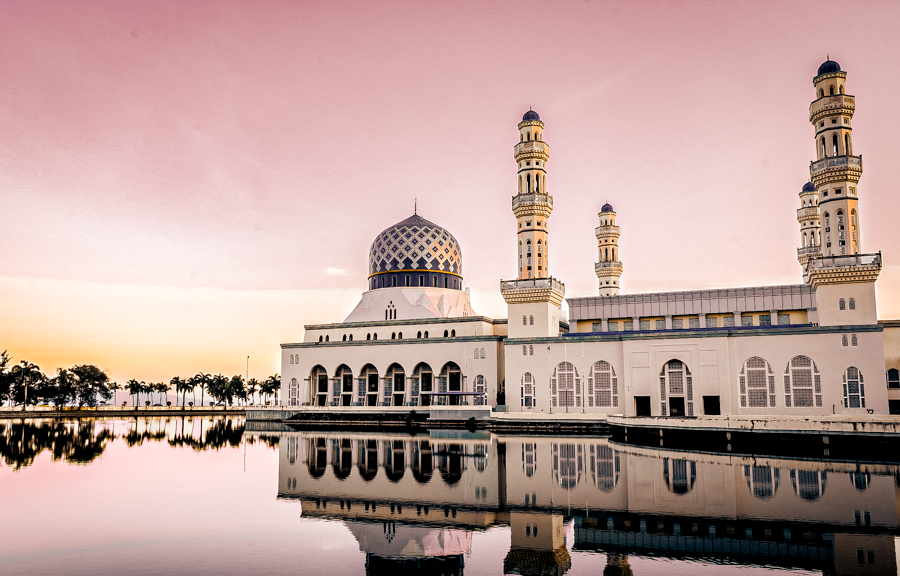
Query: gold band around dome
368,270,462,279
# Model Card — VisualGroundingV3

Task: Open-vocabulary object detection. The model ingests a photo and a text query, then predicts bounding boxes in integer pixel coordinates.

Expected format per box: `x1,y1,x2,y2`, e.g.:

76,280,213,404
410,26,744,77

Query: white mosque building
281,59,900,418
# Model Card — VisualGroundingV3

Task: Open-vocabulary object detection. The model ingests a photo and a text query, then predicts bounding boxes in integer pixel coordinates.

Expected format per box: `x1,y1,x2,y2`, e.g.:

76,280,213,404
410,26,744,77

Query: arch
784,356,822,408
384,439,406,482
829,85,834,96
839,298,846,310
357,439,379,481
522,345,527,357
332,438,353,480
480,348,485,359
360,363,380,407
843,366,865,408
443,330,449,337
832,133,839,156
424,331,428,338
660,359,693,416
372,333,377,340
552,443,582,489
288,378,300,406
529,315,534,326
518,175,523,194
439,361,463,406
451,329,455,337
842,334,849,347
527,132,531,141
790,469,826,500
342,334,346,341
385,363,406,407
849,297,856,310
535,173,540,193
474,348,479,359
521,372,535,408
311,365,329,406
412,440,434,483
413,362,434,407
528,345,533,356
290,355,294,364
348,334,352,341
522,442,537,477
744,466,779,499
663,458,697,495
739,357,775,408
437,443,464,485
819,88,824,98
845,133,851,155
821,136,826,158
840,84,845,94
325,335,329,342
418,331,422,339
307,437,327,478
888,368,900,389
591,444,620,492
526,173,531,192
522,315,527,326
588,361,618,409
318,335,323,343
551,361,581,409
398,332,402,339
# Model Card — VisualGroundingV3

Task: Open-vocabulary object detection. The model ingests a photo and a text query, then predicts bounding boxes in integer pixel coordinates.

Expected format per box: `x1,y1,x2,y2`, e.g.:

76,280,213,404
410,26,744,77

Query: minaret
809,57,862,256
803,58,881,327
514,109,551,280
502,109,565,339
796,181,822,273
595,203,622,296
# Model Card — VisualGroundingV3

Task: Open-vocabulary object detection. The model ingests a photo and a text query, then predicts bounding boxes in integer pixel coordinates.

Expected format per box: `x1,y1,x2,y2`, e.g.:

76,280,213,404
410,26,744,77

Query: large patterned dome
367,214,463,291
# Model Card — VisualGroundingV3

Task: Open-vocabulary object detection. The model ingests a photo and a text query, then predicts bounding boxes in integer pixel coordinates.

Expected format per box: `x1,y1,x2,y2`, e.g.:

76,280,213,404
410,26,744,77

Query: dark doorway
890,400,900,415
317,375,328,406
448,371,461,406
421,373,432,406
635,396,651,416
703,396,720,415
367,373,379,406
669,397,685,417
342,374,353,406
393,372,405,407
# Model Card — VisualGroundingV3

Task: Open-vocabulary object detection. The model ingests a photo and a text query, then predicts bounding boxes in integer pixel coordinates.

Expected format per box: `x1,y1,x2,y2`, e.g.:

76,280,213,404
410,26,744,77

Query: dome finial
414,198,417,215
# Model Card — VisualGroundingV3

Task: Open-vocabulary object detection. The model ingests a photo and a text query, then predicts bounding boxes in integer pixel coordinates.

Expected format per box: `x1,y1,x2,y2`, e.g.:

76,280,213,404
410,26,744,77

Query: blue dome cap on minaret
600,202,614,213
817,59,841,76
522,109,541,121
802,182,816,192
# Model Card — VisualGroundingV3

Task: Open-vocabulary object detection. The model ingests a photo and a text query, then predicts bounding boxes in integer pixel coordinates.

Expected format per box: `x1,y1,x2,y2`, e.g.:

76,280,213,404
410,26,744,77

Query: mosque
280,59,900,418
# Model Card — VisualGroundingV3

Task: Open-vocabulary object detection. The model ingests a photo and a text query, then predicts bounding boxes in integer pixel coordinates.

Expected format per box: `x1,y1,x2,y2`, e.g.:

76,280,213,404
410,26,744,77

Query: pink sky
1,0,898,384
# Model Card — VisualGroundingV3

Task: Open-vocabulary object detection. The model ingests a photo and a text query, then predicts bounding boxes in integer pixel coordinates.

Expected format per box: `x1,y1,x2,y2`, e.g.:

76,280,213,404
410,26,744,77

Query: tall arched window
744,466,779,499
819,88,824,98
480,348,485,359
529,315,534,326
840,85,844,94
887,368,900,389
535,173,540,193
522,443,537,476
588,361,618,409
552,443,582,489
784,356,822,408
843,367,865,408
526,173,531,191
522,345,527,357
290,355,294,364
551,361,581,409
791,469,826,500
821,136,827,157
528,345,533,356
845,134,851,155
851,334,858,347
839,298,846,310
522,315,527,326
473,375,486,405
660,360,693,416
289,378,299,406
521,372,535,408
849,297,856,310
590,445,619,492
663,458,696,495
474,349,479,359
842,334,849,347
739,357,775,408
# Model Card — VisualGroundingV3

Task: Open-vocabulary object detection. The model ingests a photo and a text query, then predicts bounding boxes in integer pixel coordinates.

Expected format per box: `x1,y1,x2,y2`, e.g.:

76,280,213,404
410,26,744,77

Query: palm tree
108,381,121,406
172,376,191,408
246,378,259,405
193,373,210,408
140,381,152,406
126,379,143,408
155,382,171,405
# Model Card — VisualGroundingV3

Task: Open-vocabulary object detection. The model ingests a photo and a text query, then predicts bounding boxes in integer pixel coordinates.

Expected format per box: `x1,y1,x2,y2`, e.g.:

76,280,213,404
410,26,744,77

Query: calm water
1,417,897,576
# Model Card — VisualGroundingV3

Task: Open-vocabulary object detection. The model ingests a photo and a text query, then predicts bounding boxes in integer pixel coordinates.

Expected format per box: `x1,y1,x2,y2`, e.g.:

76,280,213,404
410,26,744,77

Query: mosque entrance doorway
341,374,353,406
316,375,328,406
669,397,685,417
448,371,461,406
393,372,406,406
367,373,379,406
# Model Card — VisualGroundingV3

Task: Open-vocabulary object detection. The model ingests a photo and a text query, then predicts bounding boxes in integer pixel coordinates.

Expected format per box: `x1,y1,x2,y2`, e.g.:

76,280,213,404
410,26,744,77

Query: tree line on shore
0,350,281,408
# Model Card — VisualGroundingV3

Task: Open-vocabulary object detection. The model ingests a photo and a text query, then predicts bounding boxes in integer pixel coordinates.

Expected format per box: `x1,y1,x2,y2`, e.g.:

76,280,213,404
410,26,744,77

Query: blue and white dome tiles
368,215,462,278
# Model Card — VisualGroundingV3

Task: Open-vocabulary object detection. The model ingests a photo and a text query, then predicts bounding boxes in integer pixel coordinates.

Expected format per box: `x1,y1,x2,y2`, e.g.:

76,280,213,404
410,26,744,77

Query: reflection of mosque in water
274,430,900,575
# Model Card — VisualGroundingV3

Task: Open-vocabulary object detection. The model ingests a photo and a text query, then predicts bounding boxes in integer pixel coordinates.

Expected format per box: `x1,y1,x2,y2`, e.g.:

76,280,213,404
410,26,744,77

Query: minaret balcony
797,245,821,257
809,94,855,123
595,225,620,238
796,207,820,221
514,141,549,158
512,193,553,211
806,252,882,289
500,277,565,306
810,154,862,180
595,261,623,273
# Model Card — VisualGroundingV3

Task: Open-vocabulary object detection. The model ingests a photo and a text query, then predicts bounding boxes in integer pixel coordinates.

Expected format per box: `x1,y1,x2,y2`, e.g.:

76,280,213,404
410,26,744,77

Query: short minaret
514,109,552,280
502,109,565,339
809,57,862,256
804,58,881,326
797,181,822,274
595,203,622,296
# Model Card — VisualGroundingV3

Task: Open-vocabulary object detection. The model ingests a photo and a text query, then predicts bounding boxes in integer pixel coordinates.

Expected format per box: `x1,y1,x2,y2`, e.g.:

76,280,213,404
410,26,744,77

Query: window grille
842,335,848,347
522,443,537,476
851,334,858,347
672,318,684,330
739,357,775,408
640,319,650,331
784,356,822,408
688,317,700,329
759,314,771,326
706,316,718,328
588,361,618,409
473,375,486,405
655,319,666,330
741,315,753,327
839,298,846,310
888,369,900,389
522,345,527,357
623,320,633,332
529,345,534,356
521,373,535,408
608,321,619,332
551,362,581,408
723,316,735,327
778,313,790,325
849,298,856,310
843,367,865,408
660,360,693,416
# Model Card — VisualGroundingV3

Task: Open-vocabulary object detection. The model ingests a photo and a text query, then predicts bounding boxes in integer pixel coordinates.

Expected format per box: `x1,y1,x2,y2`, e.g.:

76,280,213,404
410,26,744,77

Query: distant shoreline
0,406,248,419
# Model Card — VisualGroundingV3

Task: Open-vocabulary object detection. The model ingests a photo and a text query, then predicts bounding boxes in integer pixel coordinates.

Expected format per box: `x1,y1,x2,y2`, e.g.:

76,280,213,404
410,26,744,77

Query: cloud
326,267,349,276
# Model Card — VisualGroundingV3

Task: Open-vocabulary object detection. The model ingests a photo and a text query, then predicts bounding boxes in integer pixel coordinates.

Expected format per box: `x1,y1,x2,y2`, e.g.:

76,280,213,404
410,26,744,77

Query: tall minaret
502,109,565,339
809,57,862,256
514,109,551,280
796,181,822,272
595,203,622,296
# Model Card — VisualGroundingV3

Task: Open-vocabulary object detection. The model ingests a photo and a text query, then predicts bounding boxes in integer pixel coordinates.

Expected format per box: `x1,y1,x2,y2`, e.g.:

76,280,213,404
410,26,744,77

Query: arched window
842,334,849,347
590,445,620,492
342,334,346,341
522,315,527,326
784,356,822,407
290,355,294,364
480,348,485,359
829,85,834,96
552,443,582,489
849,298,856,310
843,367,865,408
424,331,428,338
551,361,581,408
839,298,846,310
443,330,449,337
791,469,826,501
528,345,533,356
739,357,775,408
418,331,422,339
845,133,851,155
526,173,531,192
887,368,900,389
398,332,402,339
522,443,537,476
527,132,531,141
373,333,377,340
521,372,535,408
325,335,329,342
535,173,540,193
850,472,869,491
450,329,455,337
821,136,826,157
348,334,352,341
840,85,845,94
391,332,396,339
474,349,479,359
832,133,839,156
663,458,696,495
744,466,779,499
473,375,486,406
819,88,824,98
367,333,371,340
660,360,693,416
588,361,618,408
318,336,323,343
529,315,534,326
522,345,528,357
289,378,299,406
